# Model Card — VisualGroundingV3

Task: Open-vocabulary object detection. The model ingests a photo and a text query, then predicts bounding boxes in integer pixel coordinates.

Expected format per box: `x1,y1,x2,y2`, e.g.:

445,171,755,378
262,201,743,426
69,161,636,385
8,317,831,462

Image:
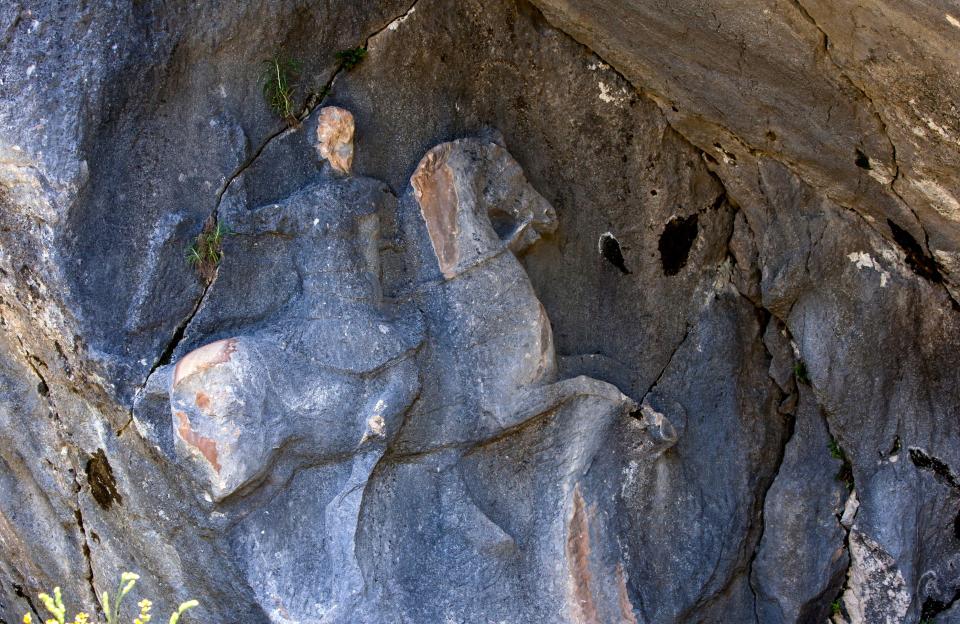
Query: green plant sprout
827,436,855,490
828,437,844,461
336,46,366,70
21,571,198,624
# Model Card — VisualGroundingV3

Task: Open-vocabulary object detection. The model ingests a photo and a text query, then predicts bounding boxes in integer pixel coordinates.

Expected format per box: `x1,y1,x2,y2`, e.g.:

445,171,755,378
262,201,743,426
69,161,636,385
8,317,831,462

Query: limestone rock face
1,1,959,623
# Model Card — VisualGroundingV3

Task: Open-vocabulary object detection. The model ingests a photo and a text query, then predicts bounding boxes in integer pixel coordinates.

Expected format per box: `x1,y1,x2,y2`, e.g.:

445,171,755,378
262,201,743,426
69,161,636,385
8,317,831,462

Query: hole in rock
650,189,658,196
598,232,631,275
488,208,517,241
710,192,726,211
855,149,872,170
658,214,699,276
921,591,960,622
86,449,123,510
712,143,737,163
887,219,943,283
887,436,901,457
36,379,48,397
909,447,960,489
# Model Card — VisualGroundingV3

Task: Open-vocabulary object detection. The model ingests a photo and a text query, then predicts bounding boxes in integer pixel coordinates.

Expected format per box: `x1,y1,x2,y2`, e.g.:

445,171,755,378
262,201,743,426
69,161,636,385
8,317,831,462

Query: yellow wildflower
38,588,66,624
134,598,153,624
168,600,198,624
20,574,199,624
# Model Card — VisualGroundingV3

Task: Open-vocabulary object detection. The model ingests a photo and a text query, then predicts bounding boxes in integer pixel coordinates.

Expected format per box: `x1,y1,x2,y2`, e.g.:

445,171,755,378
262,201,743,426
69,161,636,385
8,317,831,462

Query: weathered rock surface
1,1,959,623
528,0,960,301
752,386,849,623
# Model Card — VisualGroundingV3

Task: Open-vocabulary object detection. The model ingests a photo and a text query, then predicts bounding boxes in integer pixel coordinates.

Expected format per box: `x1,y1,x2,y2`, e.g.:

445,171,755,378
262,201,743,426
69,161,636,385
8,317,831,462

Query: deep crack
12,582,40,623
10,339,104,617
637,325,690,406
737,296,797,623
215,0,423,210
138,0,427,404
789,0,958,310
71,501,102,619
822,413,856,621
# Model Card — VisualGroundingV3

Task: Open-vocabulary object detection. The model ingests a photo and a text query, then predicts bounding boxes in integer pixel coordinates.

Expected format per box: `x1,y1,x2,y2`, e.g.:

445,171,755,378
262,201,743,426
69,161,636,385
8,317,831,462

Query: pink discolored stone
315,106,355,174
173,338,238,387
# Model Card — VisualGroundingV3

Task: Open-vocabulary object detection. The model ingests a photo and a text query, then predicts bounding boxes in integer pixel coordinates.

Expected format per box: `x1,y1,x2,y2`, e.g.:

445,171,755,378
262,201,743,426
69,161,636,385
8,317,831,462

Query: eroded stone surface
527,0,960,298
172,338,238,387
2,1,960,623
752,387,849,623
842,530,912,624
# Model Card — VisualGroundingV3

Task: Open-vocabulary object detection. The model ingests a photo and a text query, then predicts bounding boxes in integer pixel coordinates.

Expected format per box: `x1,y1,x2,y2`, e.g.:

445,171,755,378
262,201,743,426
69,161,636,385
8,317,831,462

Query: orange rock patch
174,410,221,474
195,391,211,412
412,144,460,278
567,484,599,624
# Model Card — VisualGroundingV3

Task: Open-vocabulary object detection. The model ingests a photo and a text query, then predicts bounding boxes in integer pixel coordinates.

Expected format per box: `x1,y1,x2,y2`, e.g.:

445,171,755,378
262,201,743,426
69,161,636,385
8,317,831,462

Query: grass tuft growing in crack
793,361,810,385
187,219,230,283
336,46,367,70
827,438,842,461
261,54,301,126
828,436,854,490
